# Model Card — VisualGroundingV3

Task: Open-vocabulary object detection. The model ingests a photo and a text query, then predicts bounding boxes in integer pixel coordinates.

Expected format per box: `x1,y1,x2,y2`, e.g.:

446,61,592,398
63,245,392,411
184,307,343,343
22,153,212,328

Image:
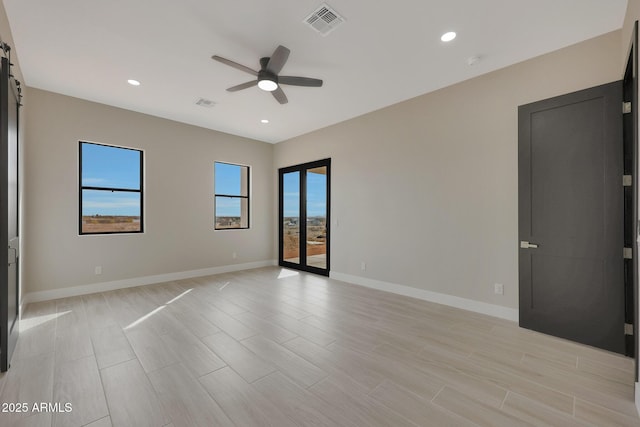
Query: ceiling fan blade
227,81,258,92
212,55,258,76
266,45,290,74
272,86,288,104
278,76,323,87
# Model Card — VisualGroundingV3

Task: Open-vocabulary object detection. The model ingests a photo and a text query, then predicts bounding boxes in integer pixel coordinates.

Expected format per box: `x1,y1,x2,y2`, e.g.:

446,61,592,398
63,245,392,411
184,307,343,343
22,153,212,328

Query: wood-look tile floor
1,266,639,426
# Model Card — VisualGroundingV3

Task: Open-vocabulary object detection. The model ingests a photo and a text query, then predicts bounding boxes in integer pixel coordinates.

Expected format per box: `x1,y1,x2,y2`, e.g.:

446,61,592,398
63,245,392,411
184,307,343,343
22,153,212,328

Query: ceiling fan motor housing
258,69,278,84
258,57,278,89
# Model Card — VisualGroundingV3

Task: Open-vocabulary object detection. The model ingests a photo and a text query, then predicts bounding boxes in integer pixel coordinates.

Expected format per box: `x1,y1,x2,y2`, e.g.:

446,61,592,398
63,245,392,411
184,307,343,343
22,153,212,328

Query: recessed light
441,31,456,42
261,119,270,124
127,79,141,86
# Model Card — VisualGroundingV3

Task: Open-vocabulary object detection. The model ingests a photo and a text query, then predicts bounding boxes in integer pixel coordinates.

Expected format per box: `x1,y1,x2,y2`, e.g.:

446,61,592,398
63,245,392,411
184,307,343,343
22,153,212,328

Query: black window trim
214,161,250,230
79,140,144,235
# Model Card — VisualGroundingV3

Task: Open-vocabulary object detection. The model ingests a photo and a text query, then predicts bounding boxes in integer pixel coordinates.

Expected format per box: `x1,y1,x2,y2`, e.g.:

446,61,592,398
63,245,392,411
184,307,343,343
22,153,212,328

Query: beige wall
275,31,622,310
23,88,274,295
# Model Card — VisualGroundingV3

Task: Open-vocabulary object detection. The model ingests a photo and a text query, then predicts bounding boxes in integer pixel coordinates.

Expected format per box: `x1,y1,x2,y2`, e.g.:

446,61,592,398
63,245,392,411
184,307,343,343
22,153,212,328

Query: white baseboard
23,260,277,304
18,299,24,319
24,263,518,322
330,272,519,322
636,382,640,416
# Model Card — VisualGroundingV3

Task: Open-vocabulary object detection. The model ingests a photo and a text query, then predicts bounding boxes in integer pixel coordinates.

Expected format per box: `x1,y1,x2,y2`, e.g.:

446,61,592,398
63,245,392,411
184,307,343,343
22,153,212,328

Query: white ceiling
3,0,628,143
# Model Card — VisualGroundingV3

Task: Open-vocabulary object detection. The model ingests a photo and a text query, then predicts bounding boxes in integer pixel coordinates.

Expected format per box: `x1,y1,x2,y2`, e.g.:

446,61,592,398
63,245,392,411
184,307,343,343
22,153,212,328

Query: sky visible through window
283,170,326,217
81,143,141,216
82,150,326,218
215,162,246,217
215,162,242,196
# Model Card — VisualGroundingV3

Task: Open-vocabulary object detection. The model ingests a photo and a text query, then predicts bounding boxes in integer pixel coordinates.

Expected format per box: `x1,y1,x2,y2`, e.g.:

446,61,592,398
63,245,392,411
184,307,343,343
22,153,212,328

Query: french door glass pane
283,171,300,264
306,167,327,269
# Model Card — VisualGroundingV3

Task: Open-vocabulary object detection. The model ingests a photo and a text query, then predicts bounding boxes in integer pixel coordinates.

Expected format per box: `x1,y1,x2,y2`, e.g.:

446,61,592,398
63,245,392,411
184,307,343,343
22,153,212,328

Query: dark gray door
0,55,20,371
518,81,624,354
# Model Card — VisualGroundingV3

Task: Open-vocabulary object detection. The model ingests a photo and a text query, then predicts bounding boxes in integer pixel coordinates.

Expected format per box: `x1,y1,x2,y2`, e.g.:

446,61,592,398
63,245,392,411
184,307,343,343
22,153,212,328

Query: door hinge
624,102,632,114
625,323,634,336
520,241,539,249
624,175,633,187
624,247,633,259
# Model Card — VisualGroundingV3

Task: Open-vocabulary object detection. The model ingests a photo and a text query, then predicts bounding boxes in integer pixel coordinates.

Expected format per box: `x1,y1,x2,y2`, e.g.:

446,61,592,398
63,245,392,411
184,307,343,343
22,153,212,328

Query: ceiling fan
212,45,323,105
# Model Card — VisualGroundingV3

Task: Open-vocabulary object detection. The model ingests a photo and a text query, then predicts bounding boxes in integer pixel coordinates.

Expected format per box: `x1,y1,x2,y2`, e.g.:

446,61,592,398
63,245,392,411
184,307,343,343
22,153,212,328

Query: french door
279,159,330,276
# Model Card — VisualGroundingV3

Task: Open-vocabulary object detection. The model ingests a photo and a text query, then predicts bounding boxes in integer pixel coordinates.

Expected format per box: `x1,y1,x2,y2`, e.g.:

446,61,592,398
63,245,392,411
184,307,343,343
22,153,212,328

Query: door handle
520,241,539,249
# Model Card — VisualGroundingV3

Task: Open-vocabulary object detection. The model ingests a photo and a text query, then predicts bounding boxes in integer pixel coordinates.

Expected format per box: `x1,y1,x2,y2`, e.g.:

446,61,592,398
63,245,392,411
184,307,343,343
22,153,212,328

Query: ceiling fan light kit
258,78,278,91
212,45,323,104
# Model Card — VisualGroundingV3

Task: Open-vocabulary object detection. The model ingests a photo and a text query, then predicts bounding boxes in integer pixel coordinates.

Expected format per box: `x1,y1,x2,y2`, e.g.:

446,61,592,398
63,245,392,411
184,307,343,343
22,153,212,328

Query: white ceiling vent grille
304,3,345,36
195,97,216,108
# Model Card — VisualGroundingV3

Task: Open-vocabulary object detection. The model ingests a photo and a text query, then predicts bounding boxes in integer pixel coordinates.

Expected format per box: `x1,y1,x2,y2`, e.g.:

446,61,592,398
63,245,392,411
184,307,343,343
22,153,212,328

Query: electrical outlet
361,261,366,271
494,283,504,295
232,252,237,259
95,266,102,275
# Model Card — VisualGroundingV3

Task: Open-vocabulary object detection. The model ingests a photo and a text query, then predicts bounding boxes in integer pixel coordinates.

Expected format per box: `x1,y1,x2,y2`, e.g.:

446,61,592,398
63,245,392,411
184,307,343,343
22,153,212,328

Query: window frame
79,141,144,235
214,161,250,230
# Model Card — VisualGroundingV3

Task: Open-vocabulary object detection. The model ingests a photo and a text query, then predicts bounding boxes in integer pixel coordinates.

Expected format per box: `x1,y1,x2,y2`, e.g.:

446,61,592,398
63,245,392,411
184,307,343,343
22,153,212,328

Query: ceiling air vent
304,3,345,36
195,97,216,108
